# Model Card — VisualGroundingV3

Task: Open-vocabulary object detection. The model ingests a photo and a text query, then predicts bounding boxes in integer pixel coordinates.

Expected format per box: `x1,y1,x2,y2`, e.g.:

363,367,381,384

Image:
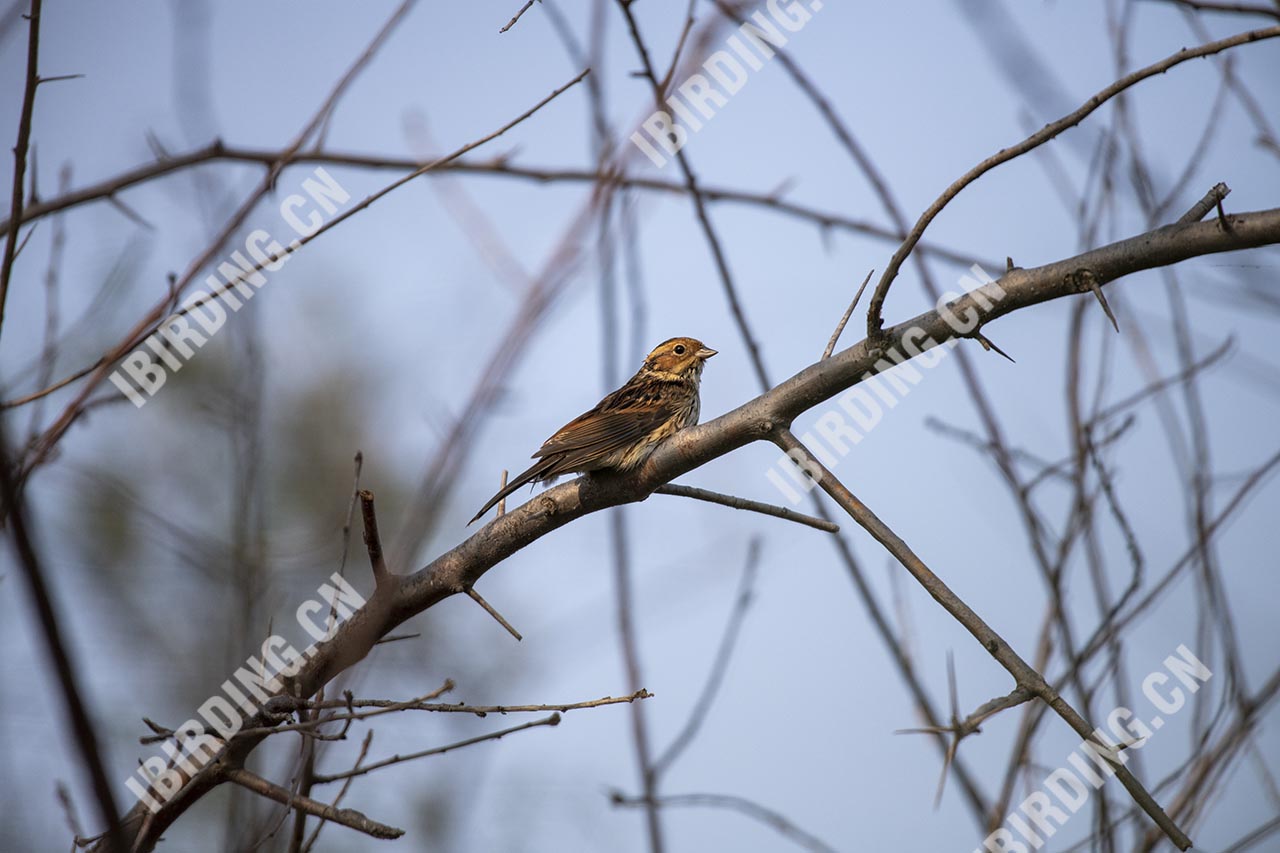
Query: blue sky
1,2,1278,851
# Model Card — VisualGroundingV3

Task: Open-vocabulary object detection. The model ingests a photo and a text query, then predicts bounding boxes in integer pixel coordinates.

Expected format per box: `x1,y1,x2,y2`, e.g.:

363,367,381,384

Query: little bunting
470,337,717,524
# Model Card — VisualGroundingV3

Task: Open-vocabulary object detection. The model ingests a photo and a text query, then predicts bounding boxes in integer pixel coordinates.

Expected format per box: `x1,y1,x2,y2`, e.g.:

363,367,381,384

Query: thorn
497,469,509,517
1088,278,1120,333
973,332,1016,363
822,269,874,360
466,587,523,641
1006,256,1015,272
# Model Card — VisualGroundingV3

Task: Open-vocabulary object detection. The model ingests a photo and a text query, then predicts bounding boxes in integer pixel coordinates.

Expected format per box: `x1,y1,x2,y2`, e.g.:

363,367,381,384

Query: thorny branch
91,204,1280,851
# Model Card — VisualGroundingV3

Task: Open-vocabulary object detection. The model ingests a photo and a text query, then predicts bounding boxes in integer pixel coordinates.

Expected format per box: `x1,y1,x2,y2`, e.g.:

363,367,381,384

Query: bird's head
643,337,717,379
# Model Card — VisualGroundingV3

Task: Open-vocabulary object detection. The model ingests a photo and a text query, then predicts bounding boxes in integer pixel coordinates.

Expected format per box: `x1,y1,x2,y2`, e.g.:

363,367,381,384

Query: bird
469,336,717,524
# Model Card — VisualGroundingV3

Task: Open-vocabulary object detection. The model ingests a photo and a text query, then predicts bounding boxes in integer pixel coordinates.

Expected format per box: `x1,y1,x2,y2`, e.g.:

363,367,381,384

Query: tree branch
653,484,838,533
766,428,1191,848
0,0,42,342
223,766,403,840
864,24,1280,339
311,714,561,784
94,207,1280,851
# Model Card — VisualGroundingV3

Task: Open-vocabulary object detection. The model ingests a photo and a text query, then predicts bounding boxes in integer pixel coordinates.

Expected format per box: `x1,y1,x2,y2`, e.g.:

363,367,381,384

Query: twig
607,502,663,853
770,427,1193,850
224,683,456,740
0,418,126,852
464,586,523,641
611,792,839,853
1090,336,1232,424
312,714,561,784
654,539,761,775
1219,814,1280,853
336,452,364,580
55,782,85,850
821,269,873,360
1177,181,1232,224
299,730,375,853
702,6,998,820
294,688,651,718
169,67,591,327
0,0,42,343
26,30,587,483
657,0,697,96
653,484,837,532
357,490,391,588
0,149,995,275
895,655,1034,809
0,149,995,410
616,0,771,391
215,686,648,744
1154,0,1280,21
27,162,70,444
19,0,420,469
863,25,1280,339
499,0,538,33
223,767,402,840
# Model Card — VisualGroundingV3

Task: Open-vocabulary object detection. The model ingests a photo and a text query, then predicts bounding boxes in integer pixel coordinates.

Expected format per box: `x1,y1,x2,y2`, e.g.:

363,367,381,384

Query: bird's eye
674,344,686,355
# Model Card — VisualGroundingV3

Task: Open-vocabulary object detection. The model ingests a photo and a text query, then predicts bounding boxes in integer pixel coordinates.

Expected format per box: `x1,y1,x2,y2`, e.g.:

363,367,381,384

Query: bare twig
1177,181,1232,224
611,792,839,853
312,714,561,784
895,653,1034,809
357,490,391,588
1154,0,1280,21
654,539,761,775
0,0,42,342
223,767,402,840
616,0,770,390
654,484,838,532
0,420,125,852
608,502,663,853
863,25,1280,338
657,0,698,95
55,782,85,850
299,730,375,853
168,67,591,327
25,58,589,482
337,453,364,579
499,0,538,33
0,147,992,272
771,428,1192,849
239,686,650,728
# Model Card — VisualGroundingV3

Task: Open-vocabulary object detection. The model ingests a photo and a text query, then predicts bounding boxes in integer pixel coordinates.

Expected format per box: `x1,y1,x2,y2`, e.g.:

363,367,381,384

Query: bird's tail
468,457,558,525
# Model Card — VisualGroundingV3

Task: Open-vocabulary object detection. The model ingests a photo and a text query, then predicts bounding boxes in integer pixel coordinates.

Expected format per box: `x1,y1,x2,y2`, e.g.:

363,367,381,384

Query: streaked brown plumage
469,337,717,524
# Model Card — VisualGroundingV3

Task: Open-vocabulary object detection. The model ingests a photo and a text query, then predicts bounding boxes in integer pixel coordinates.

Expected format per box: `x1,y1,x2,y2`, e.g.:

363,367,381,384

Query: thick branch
96,207,1280,851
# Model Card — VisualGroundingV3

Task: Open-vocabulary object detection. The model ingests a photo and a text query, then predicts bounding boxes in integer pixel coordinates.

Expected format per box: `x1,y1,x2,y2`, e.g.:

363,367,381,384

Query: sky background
1,1,1278,851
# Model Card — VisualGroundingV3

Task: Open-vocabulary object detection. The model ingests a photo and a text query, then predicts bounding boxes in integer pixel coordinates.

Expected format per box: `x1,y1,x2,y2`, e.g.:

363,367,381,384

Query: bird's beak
696,346,718,360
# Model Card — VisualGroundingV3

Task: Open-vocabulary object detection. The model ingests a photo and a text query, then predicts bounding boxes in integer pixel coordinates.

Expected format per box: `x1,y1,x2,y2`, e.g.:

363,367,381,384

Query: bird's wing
532,400,676,460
